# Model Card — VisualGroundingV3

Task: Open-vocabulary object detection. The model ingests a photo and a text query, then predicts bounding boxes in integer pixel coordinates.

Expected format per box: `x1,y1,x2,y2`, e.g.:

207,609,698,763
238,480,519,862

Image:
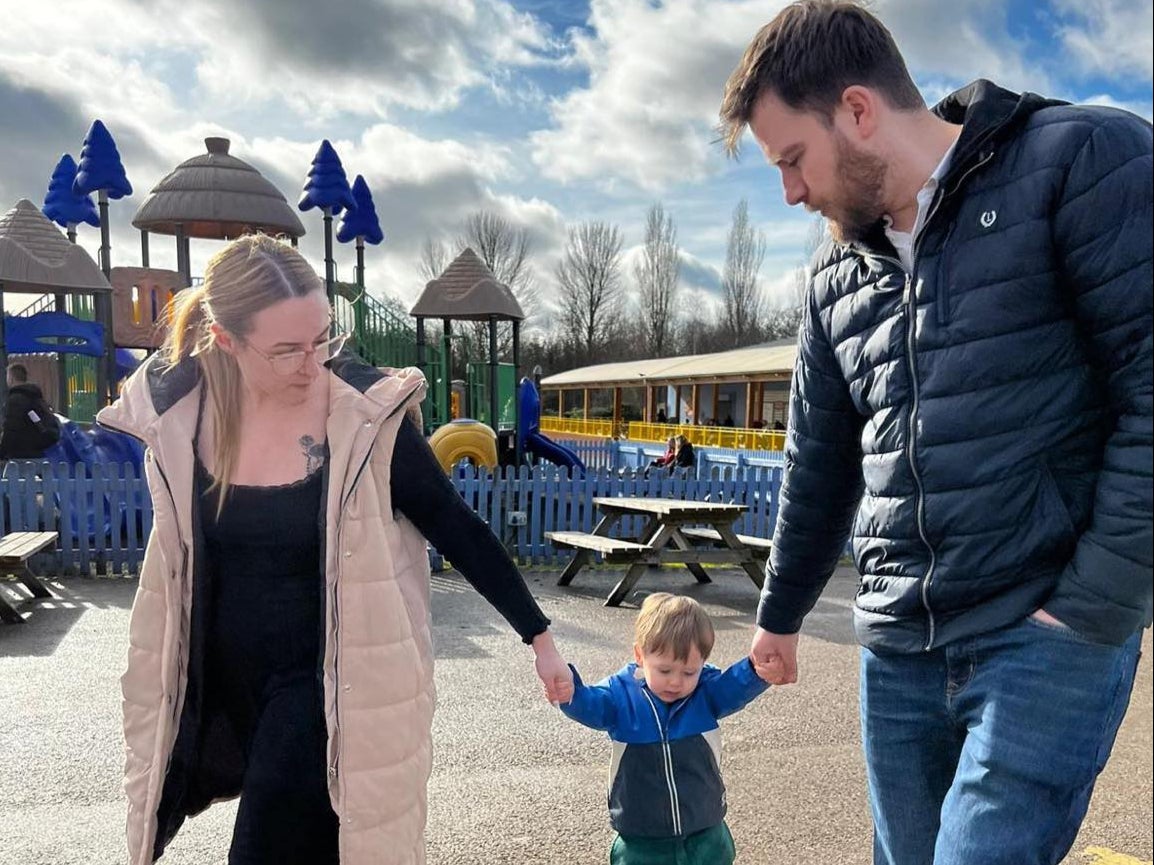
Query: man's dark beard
826,131,888,244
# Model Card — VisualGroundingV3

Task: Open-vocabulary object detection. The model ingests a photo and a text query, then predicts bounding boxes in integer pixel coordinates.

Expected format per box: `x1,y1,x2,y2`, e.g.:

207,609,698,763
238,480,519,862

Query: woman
99,235,573,865
672,434,696,472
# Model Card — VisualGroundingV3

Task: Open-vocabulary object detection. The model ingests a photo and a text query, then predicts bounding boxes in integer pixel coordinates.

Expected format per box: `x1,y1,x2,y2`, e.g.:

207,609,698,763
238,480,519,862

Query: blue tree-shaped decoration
336,176,383,246
299,139,357,300
43,154,100,241
298,140,356,215
73,119,133,201
337,175,384,297
72,118,132,408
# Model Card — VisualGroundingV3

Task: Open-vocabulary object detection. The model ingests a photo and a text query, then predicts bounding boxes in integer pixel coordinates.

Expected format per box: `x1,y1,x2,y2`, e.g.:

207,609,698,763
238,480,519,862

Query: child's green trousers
609,822,736,865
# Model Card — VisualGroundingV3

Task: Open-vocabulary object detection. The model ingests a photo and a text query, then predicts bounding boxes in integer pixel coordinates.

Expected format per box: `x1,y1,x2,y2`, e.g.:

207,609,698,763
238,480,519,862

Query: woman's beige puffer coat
99,355,435,865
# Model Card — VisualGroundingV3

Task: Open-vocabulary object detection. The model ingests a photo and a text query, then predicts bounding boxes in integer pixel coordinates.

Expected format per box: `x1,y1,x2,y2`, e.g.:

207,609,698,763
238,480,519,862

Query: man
719,2,1152,863
1,363,60,460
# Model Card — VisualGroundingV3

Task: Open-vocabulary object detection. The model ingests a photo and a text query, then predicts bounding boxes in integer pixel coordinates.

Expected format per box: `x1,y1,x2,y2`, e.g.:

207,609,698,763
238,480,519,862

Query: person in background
644,436,677,479
1,363,61,461
672,434,696,473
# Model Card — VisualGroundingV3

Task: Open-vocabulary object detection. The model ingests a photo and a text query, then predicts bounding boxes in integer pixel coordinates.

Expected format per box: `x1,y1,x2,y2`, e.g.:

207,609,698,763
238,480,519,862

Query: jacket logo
979,210,997,229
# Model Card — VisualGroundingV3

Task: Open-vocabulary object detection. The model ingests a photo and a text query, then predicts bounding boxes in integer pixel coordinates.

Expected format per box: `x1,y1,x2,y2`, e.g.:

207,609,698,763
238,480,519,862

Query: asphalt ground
1,566,1150,865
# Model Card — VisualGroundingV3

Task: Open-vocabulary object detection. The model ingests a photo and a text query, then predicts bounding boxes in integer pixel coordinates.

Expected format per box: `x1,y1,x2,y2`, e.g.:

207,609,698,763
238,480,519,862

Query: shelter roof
540,341,797,387
132,137,305,240
409,247,524,321
0,199,111,294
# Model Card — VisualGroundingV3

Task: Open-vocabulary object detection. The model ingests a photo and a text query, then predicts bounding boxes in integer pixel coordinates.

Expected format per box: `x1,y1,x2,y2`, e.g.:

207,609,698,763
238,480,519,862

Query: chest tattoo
300,434,327,475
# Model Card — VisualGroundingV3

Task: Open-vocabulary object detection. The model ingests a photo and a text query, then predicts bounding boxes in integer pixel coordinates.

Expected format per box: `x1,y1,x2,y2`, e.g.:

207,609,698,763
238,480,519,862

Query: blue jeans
860,616,1142,865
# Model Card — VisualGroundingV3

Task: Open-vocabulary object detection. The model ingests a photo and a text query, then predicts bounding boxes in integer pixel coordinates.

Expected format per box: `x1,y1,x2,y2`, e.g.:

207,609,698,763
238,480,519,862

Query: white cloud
530,0,784,191
1052,0,1153,81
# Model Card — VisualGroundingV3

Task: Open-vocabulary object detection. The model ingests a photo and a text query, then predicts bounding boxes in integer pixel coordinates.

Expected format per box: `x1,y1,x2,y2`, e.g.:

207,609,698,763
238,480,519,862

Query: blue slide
41,419,146,541
518,377,585,476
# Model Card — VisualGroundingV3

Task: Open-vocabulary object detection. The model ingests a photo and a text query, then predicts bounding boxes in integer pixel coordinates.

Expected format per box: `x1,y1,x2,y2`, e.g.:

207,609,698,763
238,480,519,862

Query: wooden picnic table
546,497,769,606
0,530,58,624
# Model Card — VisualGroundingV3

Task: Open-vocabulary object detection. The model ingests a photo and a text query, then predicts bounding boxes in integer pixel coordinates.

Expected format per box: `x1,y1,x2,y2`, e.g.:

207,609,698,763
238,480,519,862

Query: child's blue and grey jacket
560,658,767,838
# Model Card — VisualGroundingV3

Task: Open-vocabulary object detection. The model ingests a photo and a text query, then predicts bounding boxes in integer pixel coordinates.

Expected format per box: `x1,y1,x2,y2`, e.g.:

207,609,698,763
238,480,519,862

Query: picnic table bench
546,497,768,606
0,531,59,624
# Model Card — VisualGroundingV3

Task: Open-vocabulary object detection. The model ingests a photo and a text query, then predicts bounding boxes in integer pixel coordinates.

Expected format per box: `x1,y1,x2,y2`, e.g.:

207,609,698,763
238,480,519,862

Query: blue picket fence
1,461,153,576
2,451,784,574
450,463,782,564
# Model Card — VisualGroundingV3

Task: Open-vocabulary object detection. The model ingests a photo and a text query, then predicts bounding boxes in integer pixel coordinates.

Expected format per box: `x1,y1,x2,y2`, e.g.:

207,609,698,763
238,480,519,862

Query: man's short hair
719,0,924,155
635,593,715,662
8,363,28,383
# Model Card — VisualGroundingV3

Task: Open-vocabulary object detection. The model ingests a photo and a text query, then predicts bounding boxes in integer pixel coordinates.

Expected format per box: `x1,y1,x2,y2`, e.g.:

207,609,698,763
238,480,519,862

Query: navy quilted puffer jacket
759,80,1153,653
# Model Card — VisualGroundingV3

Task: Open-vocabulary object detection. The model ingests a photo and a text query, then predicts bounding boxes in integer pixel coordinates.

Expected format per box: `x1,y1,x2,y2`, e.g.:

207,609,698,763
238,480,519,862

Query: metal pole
442,319,453,424
175,224,187,286
488,316,498,433
140,230,150,267
59,225,79,416
512,320,522,467
323,207,334,302
54,293,70,416
0,281,8,412
352,237,366,345
96,190,115,406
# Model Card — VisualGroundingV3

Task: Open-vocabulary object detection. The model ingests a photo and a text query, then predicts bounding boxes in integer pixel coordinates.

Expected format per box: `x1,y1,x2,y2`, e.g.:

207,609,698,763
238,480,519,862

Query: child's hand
753,654,787,685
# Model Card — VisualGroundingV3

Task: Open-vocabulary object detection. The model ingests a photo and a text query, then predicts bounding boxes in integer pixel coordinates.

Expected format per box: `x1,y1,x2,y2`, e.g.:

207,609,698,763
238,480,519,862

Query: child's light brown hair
634,593,715,662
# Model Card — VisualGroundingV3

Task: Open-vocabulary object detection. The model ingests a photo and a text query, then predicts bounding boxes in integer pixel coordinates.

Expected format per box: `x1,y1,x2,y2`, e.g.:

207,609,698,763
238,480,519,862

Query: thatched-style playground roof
132,137,305,240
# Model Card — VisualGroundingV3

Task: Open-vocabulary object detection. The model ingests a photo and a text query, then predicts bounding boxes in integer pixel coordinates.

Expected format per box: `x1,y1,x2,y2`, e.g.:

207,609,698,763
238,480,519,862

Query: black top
391,417,550,642
199,463,325,708
0,383,56,459
198,416,549,652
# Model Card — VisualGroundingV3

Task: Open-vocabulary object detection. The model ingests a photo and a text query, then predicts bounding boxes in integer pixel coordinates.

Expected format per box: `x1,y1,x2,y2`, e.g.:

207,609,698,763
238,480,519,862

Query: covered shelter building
539,341,797,448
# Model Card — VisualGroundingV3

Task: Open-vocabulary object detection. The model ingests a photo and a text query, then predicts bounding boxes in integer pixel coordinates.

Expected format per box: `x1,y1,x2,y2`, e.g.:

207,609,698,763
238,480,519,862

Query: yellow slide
427,420,499,474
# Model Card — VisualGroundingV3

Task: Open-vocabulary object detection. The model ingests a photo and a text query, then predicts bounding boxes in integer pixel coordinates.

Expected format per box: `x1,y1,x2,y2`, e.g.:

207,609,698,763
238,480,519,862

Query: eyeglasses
245,331,350,376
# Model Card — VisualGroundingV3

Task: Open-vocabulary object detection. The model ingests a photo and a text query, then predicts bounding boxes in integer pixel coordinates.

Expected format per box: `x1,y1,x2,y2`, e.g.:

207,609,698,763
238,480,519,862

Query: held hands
532,631,575,706
750,627,799,686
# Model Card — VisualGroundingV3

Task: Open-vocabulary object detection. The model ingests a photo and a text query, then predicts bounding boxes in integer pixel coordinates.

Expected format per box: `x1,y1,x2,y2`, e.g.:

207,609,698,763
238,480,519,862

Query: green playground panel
466,361,516,430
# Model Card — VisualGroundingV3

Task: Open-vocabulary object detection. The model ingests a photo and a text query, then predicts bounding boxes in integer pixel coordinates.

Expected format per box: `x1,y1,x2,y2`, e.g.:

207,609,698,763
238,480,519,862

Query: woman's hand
531,631,575,705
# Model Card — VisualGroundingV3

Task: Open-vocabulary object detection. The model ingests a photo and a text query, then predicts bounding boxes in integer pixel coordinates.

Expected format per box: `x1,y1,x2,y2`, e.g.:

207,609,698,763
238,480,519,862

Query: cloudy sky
2,0,1151,328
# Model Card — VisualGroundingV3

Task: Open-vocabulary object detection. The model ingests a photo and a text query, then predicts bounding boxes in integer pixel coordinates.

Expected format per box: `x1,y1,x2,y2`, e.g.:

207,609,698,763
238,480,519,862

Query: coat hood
98,351,425,447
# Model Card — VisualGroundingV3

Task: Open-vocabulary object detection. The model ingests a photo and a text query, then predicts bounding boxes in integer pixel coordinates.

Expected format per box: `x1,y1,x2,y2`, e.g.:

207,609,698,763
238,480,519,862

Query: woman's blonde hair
164,234,324,509
634,593,715,662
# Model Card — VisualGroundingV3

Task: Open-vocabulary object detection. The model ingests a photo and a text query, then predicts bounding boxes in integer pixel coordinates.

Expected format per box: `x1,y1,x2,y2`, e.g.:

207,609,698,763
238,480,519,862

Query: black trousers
228,676,339,865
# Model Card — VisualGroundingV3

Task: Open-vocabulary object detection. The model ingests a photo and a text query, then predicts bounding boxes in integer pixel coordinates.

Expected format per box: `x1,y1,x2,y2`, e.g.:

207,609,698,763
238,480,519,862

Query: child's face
634,644,705,704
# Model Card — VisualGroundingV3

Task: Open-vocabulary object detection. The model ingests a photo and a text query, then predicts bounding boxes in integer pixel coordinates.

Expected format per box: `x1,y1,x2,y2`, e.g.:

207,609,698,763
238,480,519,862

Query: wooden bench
548,498,767,606
0,531,59,624
545,531,651,557
680,526,773,556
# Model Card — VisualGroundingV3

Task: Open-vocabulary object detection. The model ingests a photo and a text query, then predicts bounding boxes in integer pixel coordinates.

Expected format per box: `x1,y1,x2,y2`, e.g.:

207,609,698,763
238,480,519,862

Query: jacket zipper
904,149,996,651
328,390,423,791
641,689,683,836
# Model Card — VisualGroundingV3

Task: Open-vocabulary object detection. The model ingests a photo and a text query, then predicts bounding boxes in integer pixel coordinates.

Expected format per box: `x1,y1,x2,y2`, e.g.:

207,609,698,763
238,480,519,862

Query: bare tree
555,220,625,362
634,203,681,357
418,234,452,284
419,212,542,362
768,217,827,340
457,211,540,325
720,199,767,348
